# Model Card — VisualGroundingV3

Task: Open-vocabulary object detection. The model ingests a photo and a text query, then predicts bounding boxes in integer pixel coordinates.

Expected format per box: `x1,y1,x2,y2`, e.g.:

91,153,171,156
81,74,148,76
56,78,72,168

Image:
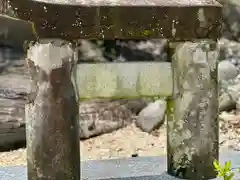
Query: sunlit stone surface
167,40,219,179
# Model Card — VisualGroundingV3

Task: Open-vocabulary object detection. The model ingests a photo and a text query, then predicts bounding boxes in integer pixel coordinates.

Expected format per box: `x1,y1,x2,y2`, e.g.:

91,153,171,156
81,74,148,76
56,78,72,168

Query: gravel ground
0,124,166,167
0,121,240,167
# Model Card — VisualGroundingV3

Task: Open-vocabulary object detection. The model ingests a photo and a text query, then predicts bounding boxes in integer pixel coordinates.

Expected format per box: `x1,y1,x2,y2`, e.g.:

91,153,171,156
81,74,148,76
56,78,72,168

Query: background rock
77,40,107,62
219,92,236,112
0,62,149,149
219,0,240,41
218,60,238,82
0,73,28,150
79,99,147,139
136,99,167,133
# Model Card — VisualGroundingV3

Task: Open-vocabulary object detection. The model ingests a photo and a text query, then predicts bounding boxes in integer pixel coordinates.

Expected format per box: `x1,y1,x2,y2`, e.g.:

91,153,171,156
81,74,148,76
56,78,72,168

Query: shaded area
0,73,28,151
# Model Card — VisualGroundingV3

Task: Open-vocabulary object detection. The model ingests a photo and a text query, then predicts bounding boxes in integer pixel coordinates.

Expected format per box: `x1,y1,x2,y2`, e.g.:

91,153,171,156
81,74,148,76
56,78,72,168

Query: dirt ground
1,121,240,167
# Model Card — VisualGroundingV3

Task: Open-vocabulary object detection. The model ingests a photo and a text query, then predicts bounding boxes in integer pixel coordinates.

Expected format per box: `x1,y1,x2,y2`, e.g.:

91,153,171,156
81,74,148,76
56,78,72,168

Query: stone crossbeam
9,0,222,40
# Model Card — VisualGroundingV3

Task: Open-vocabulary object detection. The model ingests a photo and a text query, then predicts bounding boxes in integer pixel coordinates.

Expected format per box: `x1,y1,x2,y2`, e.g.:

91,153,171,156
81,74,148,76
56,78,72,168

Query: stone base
1,151,240,180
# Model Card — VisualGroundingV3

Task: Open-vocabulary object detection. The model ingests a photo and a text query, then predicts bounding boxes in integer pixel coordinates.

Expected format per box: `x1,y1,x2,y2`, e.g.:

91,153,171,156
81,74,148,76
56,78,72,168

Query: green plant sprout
213,159,240,180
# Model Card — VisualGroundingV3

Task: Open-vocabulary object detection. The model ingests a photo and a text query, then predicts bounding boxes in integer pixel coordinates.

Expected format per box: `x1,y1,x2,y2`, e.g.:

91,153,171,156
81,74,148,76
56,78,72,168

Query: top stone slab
23,0,222,6
9,0,222,40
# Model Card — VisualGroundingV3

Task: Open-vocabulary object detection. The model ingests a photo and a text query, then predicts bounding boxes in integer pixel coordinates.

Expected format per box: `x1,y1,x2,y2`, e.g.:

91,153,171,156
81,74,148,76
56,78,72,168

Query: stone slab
8,0,222,40
0,151,240,180
77,62,172,99
0,14,36,48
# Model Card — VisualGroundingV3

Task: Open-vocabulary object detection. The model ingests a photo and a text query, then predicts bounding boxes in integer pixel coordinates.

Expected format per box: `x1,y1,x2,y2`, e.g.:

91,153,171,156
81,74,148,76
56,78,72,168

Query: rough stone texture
0,0,8,14
218,0,240,41
217,38,240,111
0,50,27,150
167,40,219,180
98,39,168,62
136,99,166,133
218,60,239,82
219,92,236,112
77,40,107,62
0,59,151,149
77,62,172,98
225,84,240,112
25,39,80,180
0,14,36,48
0,74,28,150
79,99,148,139
1,151,240,180
8,0,222,40
0,15,168,62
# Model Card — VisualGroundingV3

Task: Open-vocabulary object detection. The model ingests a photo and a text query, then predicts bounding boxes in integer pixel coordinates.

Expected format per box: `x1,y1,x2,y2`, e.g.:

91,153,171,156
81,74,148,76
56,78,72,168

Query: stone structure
167,41,219,179
8,0,222,180
0,0,8,14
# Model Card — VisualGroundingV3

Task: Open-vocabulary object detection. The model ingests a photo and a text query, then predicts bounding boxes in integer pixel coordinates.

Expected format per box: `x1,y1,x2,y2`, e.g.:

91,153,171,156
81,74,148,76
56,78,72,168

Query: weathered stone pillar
25,39,80,180
167,40,219,180
0,0,8,14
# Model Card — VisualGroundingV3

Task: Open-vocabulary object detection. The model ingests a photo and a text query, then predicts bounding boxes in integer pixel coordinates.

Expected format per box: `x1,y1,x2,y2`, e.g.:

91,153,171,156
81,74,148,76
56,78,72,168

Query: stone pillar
25,39,80,180
167,40,219,180
0,0,7,13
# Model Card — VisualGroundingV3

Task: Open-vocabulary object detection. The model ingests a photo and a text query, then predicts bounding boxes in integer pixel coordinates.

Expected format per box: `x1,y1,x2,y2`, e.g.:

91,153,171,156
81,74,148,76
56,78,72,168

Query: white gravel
0,121,240,167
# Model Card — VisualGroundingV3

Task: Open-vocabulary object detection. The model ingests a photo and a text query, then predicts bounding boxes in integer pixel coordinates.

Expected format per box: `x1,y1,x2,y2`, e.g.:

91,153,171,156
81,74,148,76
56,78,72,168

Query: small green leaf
220,169,225,177
217,172,222,177
213,159,221,170
226,172,234,180
225,161,231,171
238,168,240,173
